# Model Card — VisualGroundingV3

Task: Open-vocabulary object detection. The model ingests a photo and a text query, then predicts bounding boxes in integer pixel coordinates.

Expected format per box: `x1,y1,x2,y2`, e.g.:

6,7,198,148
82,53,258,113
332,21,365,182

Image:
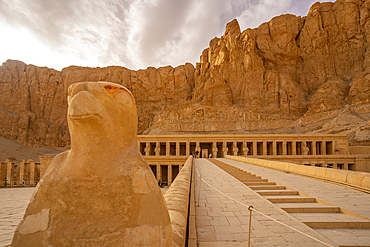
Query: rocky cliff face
0,61,194,147
147,0,370,146
1,0,370,148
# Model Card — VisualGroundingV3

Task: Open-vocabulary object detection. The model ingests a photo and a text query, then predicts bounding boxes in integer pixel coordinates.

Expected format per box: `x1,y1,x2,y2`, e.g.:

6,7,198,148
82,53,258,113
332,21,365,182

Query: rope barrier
194,163,335,247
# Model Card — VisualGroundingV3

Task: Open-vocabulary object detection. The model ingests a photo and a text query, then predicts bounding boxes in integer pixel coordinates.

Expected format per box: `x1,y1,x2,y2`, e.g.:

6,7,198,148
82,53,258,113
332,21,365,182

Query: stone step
234,175,261,179
264,195,316,203
255,190,299,196
248,185,286,190
275,203,340,213
243,181,276,186
290,213,370,229
239,178,268,182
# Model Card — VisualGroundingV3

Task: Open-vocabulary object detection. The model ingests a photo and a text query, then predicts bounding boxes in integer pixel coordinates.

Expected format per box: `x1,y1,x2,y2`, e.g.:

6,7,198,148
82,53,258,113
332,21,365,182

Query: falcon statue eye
103,84,134,108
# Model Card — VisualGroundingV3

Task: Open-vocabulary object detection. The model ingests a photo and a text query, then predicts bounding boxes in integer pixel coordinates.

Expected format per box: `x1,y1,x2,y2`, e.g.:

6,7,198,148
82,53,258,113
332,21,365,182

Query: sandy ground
0,137,64,162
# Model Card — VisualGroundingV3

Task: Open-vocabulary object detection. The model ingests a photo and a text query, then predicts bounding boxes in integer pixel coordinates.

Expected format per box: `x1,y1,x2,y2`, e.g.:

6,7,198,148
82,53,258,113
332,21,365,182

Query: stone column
273,141,277,156
292,141,296,155
195,142,201,158
242,142,248,155
333,163,338,169
253,142,257,156
30,162,38,186
344,163,349,170
322,142,326,155
212,142,218,158
168,165,172,186
222,142,228,157
166,142,170,156
186,142,190,156
0,162,6,186
39,156,54,179
232,142,238,156
6,160,14,187
283,141,287,155
145,142,150,156
176,142,180,156
263,141,267,155
156,164,161,183
155,142,160,156
19,160,26,186
312,141,316,155
179,164,183,171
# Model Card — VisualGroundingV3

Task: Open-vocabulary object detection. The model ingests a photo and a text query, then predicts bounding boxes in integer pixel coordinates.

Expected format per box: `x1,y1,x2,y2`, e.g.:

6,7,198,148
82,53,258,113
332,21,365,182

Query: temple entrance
200,143,212,158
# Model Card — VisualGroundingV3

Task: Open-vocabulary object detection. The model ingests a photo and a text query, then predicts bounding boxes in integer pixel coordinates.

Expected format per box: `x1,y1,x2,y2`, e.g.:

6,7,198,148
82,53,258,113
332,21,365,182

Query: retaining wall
164,155,193,247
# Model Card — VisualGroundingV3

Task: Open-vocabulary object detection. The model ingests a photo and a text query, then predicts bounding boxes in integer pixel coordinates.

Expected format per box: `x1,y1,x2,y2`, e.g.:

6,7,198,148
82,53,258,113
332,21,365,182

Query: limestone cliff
0,61,194,147
146,0,370,146
1,0,370,148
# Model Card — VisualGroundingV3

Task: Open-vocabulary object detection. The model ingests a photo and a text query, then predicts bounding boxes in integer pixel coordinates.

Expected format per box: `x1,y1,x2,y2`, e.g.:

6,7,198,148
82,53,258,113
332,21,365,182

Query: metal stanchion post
248,206,253,247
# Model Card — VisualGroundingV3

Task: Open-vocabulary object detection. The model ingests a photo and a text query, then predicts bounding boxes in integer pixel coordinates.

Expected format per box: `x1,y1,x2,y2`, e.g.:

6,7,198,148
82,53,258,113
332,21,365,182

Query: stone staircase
209,158,370,247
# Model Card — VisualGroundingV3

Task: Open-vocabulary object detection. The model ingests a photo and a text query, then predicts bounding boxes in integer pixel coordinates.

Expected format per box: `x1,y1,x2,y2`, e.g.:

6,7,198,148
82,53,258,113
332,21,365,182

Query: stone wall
164,156,193,247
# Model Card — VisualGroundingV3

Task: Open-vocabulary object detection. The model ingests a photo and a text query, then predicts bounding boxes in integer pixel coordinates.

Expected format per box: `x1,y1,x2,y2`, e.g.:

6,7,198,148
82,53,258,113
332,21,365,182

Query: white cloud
0,0,336,71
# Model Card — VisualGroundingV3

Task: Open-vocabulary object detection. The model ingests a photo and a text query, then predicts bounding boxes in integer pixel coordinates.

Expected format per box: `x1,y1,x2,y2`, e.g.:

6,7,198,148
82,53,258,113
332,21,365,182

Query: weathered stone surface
0,61,194,148
1,0,370,147
11,82,172,246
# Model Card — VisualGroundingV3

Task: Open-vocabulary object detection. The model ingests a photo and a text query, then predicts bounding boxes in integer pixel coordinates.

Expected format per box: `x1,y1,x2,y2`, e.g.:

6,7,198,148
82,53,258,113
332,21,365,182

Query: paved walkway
194,159,338,247
0,187,34,247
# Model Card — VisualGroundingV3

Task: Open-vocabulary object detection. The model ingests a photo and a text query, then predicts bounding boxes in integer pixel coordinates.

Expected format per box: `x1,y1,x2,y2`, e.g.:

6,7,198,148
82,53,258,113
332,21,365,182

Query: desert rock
1,0,370,148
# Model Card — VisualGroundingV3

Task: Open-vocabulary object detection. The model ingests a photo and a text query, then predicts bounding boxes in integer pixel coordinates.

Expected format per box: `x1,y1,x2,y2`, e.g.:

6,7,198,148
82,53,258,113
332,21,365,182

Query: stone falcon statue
11,82,172,246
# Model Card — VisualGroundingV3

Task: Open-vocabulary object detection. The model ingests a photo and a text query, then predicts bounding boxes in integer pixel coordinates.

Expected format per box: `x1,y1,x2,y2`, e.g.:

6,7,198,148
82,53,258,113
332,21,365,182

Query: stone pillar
24,160,33,185
155,142,160,156
242,142,248,155
333,163,338,169
263,141,267,155
179,164,183,171
195,142,201,158
18,160,26,186
233,142,238,156
30,162,38,186
212,142,218,158
282,141,287,155
322,142,326,155
39,156,54,179
176,142,180,157
0,162,6,186
166,142,170,156
344,163,349,170
273,141,277,156
144,142,150,156
156,164,161,183
253,142,257,156
186,142,190,156
292,141,296,155
168,165,172,186
312,141,316,155
222,142,228,157
6,160,14,187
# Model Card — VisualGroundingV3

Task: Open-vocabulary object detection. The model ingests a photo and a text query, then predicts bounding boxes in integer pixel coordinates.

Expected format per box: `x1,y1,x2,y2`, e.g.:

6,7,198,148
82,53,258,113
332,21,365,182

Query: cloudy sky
0,0,334,71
